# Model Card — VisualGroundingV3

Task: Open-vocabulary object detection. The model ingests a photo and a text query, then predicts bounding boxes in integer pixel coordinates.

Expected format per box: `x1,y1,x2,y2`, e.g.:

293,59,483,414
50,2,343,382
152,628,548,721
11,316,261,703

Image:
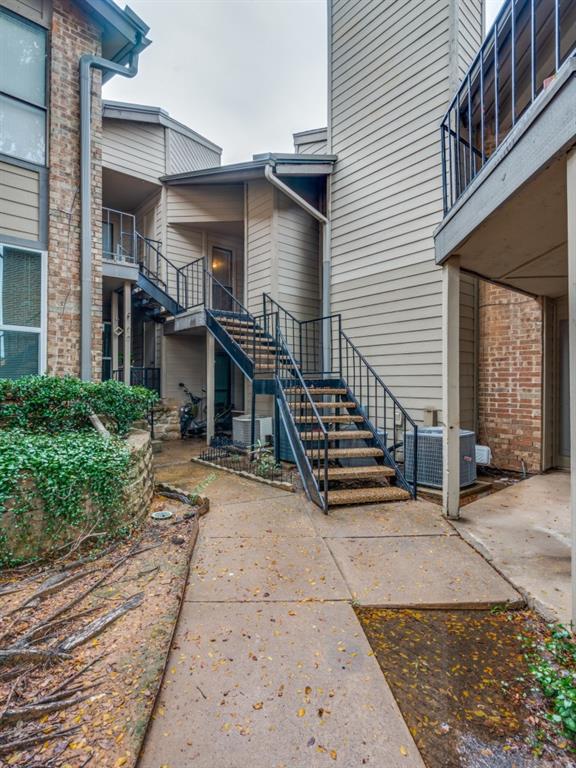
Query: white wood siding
167,131,221,174
0,161,40,241
102,120,165,184
246,180,274,313
329,0,481,423
166,185,243,225
275,190,320,321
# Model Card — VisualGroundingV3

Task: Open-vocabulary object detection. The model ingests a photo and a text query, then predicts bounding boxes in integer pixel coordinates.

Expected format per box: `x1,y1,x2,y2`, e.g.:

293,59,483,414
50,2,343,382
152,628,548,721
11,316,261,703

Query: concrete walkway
139,452,520,768
453,471,570,624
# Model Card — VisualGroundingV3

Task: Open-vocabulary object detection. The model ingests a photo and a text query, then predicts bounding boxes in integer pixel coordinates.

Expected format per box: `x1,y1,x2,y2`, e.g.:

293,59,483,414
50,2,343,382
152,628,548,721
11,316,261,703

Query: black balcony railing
441,0,576,214
113,366,161,394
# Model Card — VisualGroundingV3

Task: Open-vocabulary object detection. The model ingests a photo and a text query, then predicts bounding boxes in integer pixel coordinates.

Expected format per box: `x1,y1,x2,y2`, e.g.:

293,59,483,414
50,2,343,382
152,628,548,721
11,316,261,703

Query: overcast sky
104,0,327,164
104,0,505,165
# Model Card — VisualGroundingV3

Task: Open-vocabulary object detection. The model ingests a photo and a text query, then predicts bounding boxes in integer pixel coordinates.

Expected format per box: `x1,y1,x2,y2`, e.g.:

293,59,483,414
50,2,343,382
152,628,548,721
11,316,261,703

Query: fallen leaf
297,708,306,717
253,702,263,710
400,745,408,757
330,750,337,761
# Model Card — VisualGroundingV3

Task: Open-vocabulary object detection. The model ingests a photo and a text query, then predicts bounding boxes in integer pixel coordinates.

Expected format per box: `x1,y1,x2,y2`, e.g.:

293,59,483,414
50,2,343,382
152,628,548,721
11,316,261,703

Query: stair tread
328,487,411,506
300,401,356,409
306,447,383,459
293,415,364,424
326,465,395,479
300,430,373,441
286,387,348,395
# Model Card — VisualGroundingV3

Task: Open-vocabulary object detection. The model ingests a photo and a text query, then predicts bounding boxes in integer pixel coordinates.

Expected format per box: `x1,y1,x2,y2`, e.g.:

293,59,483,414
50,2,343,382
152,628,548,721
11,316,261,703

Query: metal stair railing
274,323,329,512
136,234,184,310
340,330,418,498
176,257,205,311
263,293,340,378
262,294,418,499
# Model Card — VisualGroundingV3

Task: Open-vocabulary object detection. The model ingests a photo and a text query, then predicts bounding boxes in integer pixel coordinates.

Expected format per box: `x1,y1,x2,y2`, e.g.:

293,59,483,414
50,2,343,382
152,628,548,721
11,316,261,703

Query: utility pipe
80,53,140,381
264,164,332,373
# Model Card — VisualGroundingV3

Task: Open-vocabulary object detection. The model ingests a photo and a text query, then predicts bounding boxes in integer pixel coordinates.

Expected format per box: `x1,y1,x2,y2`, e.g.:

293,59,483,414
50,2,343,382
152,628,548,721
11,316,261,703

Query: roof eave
162,155,337,186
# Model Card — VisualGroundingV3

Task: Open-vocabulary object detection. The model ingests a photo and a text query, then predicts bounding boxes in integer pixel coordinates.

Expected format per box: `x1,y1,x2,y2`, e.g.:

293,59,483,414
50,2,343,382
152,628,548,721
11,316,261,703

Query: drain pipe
263,164,332,373
80,53,140,381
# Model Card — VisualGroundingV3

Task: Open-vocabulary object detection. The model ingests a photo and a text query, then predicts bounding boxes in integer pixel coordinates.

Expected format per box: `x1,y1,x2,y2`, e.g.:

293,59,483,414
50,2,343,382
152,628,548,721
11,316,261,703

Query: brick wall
47,0,102,378
477,282,543,473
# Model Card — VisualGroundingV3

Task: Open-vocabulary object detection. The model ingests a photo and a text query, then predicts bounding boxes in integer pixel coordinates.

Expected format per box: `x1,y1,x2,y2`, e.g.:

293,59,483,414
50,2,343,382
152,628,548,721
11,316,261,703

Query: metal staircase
133,241,418,512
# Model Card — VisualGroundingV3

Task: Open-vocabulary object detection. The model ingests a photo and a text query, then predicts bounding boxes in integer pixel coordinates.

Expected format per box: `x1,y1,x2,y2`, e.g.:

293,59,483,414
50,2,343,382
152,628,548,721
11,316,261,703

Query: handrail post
338,315,343,379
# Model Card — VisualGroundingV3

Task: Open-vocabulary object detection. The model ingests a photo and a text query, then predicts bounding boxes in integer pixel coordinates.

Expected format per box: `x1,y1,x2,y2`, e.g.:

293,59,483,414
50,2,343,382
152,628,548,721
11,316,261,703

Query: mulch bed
0,494,201,767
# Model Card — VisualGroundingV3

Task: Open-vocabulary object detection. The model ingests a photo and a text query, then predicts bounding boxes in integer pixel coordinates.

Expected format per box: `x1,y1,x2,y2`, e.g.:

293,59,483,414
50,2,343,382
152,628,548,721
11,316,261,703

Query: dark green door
215,350,231,410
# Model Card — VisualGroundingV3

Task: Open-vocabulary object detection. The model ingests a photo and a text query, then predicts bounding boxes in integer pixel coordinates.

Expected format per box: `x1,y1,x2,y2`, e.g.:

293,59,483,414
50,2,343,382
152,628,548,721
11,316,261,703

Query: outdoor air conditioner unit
405,426,477,489
232,415,273,447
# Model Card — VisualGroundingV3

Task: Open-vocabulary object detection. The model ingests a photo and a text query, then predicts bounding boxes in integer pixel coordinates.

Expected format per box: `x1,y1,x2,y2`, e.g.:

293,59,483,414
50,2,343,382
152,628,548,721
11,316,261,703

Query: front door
215,348,231,410
211,247,234,311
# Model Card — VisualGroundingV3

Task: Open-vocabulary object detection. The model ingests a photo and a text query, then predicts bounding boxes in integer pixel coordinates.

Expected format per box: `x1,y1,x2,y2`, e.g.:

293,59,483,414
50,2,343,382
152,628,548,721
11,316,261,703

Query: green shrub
0,428,131,567
525,624,576,742
0,375,157,436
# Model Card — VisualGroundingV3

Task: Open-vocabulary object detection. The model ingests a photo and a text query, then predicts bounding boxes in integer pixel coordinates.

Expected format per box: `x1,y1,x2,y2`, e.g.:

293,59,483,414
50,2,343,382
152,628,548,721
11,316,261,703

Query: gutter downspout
263,164,332,374
80,53,140,381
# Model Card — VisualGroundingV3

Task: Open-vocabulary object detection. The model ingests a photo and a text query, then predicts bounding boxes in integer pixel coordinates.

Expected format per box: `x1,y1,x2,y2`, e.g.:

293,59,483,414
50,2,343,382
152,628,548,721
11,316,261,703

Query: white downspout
79,53,140,381
264,164,332,373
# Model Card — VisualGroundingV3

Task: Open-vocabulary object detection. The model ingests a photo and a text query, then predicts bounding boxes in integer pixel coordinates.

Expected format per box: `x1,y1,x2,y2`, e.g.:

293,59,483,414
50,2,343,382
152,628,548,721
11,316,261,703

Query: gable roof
103,100,222,153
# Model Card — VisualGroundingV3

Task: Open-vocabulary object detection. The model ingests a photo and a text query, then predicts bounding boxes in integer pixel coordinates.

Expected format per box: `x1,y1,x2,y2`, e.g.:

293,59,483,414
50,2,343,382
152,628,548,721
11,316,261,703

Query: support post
123,281,131,386
566,149,576,624
111,290,119,375
206,333,215,444
442,256,460,518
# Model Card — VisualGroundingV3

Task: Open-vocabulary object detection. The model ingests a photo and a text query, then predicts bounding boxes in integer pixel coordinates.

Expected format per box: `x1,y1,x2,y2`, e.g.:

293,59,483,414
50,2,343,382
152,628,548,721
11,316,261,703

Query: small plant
525,623,576,744
188,473,216,504
252,440,280,479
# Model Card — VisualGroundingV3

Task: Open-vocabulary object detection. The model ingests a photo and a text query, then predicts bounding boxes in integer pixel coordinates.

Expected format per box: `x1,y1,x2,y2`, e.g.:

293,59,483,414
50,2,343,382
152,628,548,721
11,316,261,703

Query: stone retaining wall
1,430,154,563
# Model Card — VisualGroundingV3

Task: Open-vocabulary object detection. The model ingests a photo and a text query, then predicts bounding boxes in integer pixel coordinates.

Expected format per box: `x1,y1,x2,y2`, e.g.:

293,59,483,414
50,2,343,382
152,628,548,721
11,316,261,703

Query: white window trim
0,242,47,375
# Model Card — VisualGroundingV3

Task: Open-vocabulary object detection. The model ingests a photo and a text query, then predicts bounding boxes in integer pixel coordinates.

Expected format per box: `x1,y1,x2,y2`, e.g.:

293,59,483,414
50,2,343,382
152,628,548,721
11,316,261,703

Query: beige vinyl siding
167,130,221,174
166,225,203,269
329,0,481,423
102,120,165,183
458,0,484,79
0,161,40,241
162,333,206,403
460,273,478,431
296,140,328,155
166,185,243,225
275,190,320,321
246,180,274,314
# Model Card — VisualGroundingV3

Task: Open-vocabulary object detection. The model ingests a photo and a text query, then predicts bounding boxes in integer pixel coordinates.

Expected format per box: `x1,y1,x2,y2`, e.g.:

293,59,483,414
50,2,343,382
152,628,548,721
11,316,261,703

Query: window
0,244,45,378
0,9,47,164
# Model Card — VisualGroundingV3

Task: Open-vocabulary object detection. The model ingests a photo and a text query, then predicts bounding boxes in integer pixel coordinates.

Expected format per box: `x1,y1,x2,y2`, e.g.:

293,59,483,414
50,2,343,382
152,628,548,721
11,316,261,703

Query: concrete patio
453,471,571,624
139,445,521,768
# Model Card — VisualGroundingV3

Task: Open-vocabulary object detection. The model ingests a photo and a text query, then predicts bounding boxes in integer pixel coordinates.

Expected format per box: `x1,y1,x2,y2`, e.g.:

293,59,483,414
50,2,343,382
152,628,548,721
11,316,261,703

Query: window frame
0,242,47,376
0,6,48,167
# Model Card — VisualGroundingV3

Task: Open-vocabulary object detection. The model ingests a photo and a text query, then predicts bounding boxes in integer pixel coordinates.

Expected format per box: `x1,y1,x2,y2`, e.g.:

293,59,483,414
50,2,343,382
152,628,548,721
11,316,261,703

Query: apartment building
0,0,150,381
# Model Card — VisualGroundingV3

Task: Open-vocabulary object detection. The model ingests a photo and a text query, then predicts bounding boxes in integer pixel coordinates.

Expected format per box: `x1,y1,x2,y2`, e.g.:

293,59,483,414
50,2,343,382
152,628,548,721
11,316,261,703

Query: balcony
113,366,161,394
441,0,576,215
102,207,138,264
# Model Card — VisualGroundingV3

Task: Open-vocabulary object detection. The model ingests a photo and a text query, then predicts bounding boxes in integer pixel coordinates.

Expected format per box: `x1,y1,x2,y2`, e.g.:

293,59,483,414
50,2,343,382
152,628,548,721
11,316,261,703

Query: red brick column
477,282,543,473
47,0,102,378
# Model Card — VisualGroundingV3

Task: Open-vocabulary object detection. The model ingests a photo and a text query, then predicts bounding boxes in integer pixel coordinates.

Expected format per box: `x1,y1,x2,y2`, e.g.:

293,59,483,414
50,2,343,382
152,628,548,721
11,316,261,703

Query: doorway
211,247,234,310
215,348,231,410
